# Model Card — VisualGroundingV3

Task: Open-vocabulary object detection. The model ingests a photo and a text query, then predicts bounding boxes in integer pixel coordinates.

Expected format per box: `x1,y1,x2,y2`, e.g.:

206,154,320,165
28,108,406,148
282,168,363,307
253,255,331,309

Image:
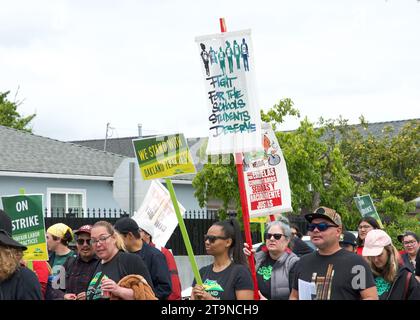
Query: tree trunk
312,191,321,211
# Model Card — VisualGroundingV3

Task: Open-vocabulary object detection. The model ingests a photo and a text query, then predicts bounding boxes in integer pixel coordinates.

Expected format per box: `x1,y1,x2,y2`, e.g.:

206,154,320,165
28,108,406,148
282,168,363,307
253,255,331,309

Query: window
47,188,86,217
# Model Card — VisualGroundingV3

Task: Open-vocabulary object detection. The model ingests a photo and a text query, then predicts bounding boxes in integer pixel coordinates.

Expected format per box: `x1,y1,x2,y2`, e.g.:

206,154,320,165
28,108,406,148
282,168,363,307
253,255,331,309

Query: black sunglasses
76,238,92,246
265,233,285,240
204,235,228,243
307,223,337,232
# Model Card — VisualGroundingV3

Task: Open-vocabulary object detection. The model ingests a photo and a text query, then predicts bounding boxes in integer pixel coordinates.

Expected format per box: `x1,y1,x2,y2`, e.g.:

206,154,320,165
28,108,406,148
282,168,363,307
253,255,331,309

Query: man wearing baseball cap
340,231,358,253
47,225,100,300
114,217,172,300
290,206,378,300
0,209,42,299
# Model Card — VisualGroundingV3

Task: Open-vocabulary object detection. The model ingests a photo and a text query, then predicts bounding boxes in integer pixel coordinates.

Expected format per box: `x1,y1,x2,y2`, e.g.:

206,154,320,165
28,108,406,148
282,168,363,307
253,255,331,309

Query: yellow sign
132,134,196,180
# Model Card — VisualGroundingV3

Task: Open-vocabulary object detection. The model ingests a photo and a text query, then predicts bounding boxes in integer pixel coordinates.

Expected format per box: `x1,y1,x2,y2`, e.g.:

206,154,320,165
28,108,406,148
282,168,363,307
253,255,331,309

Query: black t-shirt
256,255,277,299
134,242,172,300
416,250,420,277
292,249,375,300
0,267,42,300
192,263,254,300
86,251,153,300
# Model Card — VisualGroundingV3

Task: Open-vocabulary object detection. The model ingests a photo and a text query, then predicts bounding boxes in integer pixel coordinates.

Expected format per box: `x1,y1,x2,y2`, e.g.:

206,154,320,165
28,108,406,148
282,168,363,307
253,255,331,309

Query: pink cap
362,229,392,257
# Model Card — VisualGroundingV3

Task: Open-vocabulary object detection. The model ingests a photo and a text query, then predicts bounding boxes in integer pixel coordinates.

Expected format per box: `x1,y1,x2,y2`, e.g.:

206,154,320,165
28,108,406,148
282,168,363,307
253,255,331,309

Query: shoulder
286,252,300,266
118,251,143,263
17,267,40,284
232,263,252,276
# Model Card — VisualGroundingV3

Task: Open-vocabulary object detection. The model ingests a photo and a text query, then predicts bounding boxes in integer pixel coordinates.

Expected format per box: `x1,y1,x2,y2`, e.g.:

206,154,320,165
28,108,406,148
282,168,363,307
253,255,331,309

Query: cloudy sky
1,0,419,141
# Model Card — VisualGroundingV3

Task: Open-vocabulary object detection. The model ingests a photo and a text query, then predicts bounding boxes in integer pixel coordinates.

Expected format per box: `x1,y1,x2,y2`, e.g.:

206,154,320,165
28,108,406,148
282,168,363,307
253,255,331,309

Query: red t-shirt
31,261,50,299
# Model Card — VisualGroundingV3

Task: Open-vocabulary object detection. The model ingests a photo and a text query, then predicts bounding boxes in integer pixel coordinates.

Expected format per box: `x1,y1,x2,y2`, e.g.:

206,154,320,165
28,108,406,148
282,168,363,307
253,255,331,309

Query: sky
0,0,419,142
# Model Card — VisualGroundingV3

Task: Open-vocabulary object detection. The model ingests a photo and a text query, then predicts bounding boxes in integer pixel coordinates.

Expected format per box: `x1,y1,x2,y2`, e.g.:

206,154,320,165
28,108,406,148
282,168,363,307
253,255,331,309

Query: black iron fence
43,208,308,256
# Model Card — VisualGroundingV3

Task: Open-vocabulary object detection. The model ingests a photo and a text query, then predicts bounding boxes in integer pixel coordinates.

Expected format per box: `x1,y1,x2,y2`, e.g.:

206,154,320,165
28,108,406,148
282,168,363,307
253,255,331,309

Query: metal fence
43,208,308,256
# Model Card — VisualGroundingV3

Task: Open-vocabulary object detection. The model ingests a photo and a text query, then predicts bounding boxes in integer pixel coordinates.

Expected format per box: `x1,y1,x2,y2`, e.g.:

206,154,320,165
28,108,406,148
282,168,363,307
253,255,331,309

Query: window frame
46,188,87,217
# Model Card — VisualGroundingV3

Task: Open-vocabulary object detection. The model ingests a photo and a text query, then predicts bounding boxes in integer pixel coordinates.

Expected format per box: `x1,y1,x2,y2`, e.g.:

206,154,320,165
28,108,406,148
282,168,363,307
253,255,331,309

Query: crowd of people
0,205,419,300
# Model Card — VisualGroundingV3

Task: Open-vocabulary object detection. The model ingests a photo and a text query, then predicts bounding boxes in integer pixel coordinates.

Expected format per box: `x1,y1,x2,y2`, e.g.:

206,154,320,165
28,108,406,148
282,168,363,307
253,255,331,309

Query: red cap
74,225,93,235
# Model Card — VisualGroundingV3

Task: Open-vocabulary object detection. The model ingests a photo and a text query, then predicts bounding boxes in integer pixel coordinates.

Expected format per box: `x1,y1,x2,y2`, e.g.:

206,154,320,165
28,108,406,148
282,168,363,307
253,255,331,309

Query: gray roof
0,125,125,177
321,118,419,141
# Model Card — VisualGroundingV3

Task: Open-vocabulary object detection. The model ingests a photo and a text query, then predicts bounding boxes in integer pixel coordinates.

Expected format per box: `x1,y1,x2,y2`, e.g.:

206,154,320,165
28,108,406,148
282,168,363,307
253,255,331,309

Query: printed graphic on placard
243,123,292,218
195,29,262,155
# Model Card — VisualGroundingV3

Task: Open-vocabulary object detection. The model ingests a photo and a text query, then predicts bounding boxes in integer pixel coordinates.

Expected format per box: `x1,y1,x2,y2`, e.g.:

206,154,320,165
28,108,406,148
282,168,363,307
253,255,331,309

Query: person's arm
360,286,378,300
151,252,172,299
289,288,299,300
19,268,43,300
235,289,254,300
101,278,134,300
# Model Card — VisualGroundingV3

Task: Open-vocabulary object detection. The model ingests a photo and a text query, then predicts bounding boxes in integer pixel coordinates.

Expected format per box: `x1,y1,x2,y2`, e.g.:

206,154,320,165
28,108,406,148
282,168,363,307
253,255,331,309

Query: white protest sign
243,123,292,218
132,180,186,248
195,29,262,155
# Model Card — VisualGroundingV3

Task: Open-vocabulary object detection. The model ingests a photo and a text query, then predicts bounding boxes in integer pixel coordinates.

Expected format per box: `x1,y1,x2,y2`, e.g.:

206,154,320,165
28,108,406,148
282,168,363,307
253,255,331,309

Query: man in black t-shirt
290,207,378,300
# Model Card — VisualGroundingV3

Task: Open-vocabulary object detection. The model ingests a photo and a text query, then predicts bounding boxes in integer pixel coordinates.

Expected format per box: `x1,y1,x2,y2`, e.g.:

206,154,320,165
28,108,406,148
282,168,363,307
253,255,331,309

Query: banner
1,194,48,261
243,123,292,218
195,29,262,155
354,194,384,228
132,180,186,248
132,134,196,180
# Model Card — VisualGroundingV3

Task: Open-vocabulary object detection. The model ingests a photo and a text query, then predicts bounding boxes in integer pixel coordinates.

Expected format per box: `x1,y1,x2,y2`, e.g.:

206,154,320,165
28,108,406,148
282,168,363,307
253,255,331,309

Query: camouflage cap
305,206,342,226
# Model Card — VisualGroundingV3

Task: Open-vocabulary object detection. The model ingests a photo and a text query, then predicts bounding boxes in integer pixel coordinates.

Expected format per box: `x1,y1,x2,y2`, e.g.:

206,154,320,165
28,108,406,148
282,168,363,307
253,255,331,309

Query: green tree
192,98,300,220
0,90,35,132
276,118,357,228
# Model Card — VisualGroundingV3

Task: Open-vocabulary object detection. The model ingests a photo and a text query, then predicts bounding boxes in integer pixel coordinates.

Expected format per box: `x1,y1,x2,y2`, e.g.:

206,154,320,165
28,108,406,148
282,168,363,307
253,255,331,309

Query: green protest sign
354,194,383,228
1,194,48,261
132,134,196,180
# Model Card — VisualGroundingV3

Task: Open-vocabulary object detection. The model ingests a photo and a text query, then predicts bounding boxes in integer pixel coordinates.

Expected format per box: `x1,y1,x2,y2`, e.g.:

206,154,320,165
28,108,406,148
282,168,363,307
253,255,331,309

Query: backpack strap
403,271,411,300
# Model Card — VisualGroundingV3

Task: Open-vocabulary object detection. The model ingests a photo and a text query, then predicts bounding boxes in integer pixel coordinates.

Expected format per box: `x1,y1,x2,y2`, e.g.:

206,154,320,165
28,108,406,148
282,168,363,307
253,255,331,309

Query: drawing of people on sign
225,40,234,73
233,40,241,69
200,43,210,76
241,38,250,71
263,134,280,166
218,47,226,75
209,46,218,65
268,143,281,166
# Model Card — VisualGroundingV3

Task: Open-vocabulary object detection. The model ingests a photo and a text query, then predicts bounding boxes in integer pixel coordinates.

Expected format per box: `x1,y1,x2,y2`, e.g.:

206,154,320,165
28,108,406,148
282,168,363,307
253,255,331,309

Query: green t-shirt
375,276,392,297
51,250,76,275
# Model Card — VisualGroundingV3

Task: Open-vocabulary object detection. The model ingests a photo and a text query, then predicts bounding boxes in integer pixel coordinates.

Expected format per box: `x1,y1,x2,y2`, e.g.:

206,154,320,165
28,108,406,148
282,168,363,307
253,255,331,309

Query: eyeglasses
204,235,228,243
307,223,338,232
358,225,373,230
265,233,285,240
76,238,92,246
403,240,417,246
91,234,112,245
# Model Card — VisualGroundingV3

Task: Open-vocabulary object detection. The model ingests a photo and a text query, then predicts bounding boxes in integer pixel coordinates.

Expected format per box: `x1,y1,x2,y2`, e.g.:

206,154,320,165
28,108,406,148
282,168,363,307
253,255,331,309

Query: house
0,125,206,218
0,125,125,217
71,135,207,212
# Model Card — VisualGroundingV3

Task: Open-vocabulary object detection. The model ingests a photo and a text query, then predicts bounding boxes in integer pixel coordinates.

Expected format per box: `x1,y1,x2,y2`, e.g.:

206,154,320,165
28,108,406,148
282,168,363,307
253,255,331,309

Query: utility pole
104,122,110,151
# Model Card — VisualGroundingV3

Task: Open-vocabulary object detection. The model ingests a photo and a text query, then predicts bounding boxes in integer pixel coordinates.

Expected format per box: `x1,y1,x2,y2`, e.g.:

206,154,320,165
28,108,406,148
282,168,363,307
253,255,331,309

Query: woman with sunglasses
190,218,254,300
244,220,299,300
356,217,381,256
86,221,153,300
